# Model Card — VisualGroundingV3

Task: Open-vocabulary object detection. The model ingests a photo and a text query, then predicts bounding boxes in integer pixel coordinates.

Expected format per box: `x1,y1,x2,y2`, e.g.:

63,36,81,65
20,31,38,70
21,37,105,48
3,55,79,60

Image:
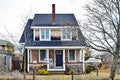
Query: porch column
47,49,49,70
27,49,30,72
82,49,85,73
63,49,65,71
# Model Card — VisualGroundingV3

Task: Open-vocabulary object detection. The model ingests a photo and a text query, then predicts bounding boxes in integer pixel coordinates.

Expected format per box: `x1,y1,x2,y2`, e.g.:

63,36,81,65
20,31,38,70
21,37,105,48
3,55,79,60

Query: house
0,49,12,71
0,39,14,53
19,4,87,73
0,39,14,71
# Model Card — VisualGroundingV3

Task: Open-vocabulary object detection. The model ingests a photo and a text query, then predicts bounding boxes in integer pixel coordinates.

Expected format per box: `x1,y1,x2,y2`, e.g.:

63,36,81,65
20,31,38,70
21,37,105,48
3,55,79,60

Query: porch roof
25,40,86,47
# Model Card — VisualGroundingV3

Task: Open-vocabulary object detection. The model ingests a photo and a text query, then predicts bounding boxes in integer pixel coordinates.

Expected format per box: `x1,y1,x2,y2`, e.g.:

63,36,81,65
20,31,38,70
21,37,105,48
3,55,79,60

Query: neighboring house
0,49,12,71
19,4,87,73
0,39,14,53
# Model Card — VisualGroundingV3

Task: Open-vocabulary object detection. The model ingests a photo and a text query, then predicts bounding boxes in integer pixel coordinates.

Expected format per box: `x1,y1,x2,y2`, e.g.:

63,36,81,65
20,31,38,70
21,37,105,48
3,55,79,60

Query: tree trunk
110,54,119,80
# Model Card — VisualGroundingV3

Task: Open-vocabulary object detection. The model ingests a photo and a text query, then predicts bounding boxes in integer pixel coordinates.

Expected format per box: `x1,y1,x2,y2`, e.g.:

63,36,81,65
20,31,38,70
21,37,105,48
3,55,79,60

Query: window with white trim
40,29,50,41
39,50,46,62
61,29,72,40
68,49,76,62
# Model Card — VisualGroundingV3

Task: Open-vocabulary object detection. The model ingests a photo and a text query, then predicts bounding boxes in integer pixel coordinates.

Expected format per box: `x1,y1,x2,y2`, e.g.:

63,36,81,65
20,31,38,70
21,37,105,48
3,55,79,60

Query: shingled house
19,4,87,73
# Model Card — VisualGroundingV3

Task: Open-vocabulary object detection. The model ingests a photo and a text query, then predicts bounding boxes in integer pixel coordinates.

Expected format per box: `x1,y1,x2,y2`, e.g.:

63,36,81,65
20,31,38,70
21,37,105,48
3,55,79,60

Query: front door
55,50,63,67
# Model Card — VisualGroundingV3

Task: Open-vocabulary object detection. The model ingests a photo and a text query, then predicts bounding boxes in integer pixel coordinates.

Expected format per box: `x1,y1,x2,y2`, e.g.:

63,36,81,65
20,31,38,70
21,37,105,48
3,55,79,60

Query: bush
37,68,49,75
68,70,74,75
86,67,92,73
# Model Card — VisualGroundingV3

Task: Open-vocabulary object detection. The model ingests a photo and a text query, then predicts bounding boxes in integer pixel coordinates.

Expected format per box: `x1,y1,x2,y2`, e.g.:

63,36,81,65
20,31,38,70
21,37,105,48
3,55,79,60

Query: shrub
37,68,49,75
68,70,74,75
86,67,92,73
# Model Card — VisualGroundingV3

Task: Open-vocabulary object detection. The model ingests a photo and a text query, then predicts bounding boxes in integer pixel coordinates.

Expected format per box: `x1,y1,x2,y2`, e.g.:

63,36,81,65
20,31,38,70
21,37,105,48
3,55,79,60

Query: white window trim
40,29,51,41
61,29,72,41
68,49,76,62
33,29,35,41
39,50,47,62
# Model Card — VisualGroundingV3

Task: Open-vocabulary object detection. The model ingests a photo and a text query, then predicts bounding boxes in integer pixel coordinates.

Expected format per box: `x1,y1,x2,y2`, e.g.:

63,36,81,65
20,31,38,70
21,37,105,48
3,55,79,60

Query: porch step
49,71,65,74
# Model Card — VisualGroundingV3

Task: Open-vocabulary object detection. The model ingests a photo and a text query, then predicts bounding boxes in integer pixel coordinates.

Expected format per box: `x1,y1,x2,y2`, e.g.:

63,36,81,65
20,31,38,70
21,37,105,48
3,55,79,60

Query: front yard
0,71,120,80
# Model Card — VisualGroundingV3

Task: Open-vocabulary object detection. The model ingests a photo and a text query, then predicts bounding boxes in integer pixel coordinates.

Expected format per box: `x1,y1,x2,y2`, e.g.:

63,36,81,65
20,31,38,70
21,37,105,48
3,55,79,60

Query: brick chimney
52,4,56,24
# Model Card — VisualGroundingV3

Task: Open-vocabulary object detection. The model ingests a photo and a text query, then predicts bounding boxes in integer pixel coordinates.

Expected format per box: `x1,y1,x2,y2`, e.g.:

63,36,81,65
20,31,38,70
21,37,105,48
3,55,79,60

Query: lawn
0,66,120,80
0,72,120,80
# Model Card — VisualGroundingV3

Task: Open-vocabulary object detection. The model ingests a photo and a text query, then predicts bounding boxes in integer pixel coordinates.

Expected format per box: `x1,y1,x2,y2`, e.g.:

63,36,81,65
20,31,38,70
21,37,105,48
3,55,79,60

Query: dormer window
61,29,72,41
40,29,50,41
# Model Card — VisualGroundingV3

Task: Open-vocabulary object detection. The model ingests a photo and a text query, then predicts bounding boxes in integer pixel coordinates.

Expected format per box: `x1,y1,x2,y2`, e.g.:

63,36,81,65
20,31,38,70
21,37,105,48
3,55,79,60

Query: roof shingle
31,14,78,26
19,14,86,47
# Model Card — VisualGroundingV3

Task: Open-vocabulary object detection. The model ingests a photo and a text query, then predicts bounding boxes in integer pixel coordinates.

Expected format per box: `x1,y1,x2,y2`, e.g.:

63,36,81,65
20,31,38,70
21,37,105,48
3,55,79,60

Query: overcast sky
0,0,90,44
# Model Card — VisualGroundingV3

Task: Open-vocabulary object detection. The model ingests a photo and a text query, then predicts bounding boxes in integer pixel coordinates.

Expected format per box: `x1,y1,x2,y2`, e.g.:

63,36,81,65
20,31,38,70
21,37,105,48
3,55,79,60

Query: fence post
33,68,35,80
71,70,74,80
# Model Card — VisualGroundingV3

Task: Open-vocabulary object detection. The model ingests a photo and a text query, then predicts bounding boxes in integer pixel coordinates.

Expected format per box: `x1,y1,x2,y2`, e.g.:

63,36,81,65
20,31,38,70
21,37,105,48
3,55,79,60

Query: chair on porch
49,58,54,68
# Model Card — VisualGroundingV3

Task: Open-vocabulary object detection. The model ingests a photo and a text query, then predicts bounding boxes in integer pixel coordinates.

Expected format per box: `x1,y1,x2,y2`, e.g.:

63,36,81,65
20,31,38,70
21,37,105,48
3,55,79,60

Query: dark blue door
55,50,63,67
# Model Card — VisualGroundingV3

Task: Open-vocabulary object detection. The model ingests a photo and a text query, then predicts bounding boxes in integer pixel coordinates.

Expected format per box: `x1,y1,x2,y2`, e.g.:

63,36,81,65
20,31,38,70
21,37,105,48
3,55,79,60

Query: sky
0,0,90,45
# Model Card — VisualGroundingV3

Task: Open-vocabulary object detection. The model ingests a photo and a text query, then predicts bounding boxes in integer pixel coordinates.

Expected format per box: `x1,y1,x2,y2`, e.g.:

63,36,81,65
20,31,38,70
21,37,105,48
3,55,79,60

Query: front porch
27,48,86,72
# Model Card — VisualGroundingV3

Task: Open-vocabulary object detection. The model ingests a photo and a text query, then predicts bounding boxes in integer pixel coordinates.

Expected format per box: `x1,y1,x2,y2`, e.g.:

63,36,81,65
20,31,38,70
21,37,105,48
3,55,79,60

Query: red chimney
52,4,56,24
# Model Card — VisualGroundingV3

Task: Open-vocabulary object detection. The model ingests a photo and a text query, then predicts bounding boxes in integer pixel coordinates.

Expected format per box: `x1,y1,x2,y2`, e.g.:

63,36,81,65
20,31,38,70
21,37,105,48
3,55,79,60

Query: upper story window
40,29,50,41
51,29,61,40
34,29,40,41
33,28,78,41
61,29,72,40
72,29,78,40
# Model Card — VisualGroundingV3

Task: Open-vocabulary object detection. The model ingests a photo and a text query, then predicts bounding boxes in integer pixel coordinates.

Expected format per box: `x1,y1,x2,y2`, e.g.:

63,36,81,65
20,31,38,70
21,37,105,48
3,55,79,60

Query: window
40,29,50,41
39,50,46,61
72,29,78,40
68,50,76,62
34,29,40,41
51,29,61,40
4,56,6,65
62,29,72,40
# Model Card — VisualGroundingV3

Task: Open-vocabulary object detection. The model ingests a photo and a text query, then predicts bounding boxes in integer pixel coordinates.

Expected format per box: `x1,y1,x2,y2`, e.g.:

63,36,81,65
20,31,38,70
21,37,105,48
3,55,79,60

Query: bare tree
81,0,120,79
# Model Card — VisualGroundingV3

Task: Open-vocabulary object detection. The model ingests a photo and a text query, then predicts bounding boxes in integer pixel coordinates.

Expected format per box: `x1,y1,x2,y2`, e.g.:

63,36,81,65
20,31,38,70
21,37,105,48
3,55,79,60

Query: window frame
61,29,72,41
34,29,40,41
40,29,51,41
39,50,47,62
68,49,76,62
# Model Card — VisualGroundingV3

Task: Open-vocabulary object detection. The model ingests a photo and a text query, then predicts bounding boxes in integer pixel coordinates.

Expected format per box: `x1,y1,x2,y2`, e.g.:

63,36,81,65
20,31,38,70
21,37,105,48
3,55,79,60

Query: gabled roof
19,19,33,43
19,14,87,47
31,14,78,26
